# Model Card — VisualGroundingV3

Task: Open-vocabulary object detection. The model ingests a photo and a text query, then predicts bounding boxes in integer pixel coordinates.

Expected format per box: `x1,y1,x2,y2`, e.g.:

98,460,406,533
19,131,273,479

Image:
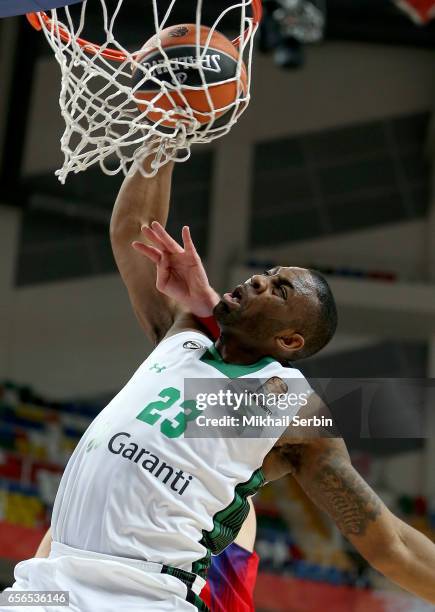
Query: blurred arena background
1,1,435,610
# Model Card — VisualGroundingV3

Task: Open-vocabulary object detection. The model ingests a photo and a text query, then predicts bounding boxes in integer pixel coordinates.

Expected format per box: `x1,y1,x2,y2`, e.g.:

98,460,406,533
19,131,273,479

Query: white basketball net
29,0,260,183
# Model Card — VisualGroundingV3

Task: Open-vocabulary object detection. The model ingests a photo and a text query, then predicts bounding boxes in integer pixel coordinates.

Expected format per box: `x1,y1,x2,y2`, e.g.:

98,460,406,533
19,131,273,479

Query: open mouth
223,285,244,309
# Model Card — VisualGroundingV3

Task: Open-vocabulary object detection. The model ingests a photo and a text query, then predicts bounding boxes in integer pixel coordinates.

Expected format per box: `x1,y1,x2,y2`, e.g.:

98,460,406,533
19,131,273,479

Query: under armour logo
150,363,167,373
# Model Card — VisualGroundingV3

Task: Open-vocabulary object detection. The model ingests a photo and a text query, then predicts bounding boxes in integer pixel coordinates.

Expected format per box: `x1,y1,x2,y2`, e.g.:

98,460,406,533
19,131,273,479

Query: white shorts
1,542,206,612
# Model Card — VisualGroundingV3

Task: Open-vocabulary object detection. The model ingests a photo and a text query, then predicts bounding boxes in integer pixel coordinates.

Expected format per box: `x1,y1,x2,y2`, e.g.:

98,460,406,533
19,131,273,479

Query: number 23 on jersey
136,387,201,438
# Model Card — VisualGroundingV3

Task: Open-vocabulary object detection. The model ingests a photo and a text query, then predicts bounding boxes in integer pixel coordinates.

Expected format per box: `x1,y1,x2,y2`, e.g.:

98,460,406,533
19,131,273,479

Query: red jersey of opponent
200,543,259,612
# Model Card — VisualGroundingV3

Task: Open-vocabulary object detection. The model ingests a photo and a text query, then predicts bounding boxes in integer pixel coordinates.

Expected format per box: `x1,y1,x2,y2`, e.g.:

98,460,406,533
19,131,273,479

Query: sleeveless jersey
51,331,310,576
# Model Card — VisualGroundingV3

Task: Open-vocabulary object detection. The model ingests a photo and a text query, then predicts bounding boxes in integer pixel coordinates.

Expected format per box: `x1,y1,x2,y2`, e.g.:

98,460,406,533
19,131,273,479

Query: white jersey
51,331,310,577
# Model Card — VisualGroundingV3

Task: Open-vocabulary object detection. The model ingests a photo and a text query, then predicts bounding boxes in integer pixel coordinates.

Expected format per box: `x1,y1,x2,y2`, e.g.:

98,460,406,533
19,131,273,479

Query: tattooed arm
264,437,435,603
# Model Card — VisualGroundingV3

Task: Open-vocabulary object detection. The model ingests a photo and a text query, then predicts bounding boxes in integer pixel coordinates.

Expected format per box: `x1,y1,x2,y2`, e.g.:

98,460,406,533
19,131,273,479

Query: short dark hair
295,269,338,360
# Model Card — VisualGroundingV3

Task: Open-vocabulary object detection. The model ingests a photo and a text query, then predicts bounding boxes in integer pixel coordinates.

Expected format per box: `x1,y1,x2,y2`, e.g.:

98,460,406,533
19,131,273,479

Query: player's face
214,267,319,355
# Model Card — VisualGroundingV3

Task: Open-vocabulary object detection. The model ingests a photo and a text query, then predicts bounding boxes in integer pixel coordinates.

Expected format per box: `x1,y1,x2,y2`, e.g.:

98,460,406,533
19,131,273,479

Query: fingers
148,221,184,254
132,241,162,264
141,225,167,251
155,251,171,292
181,226,199,258
141,223,197,262
132,241,172,294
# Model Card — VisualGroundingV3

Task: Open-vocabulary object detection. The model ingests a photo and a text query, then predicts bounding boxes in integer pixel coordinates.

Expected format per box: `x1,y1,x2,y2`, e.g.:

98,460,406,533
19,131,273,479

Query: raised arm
110,160,177,344
275,437,435,603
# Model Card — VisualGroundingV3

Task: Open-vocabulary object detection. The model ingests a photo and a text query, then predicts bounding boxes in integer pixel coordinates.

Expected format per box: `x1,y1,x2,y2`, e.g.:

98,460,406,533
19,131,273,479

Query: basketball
132,24,248,129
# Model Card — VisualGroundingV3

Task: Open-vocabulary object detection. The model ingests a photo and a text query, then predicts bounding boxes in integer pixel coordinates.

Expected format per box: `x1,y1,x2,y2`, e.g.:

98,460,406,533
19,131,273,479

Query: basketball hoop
26,0,263,183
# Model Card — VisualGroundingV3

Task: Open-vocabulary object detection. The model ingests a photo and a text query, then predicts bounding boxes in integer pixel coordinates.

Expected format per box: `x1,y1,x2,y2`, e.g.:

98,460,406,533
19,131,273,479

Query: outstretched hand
132,221,220,318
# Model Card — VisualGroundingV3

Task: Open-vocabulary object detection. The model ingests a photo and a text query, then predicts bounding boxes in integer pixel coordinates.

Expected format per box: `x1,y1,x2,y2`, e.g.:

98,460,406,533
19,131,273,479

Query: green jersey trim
192,468,266,578
200,344,276,378
186,589,210,612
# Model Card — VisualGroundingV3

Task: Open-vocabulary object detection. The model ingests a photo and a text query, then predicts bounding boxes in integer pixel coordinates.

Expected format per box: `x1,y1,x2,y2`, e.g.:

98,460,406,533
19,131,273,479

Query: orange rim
26,1,263,62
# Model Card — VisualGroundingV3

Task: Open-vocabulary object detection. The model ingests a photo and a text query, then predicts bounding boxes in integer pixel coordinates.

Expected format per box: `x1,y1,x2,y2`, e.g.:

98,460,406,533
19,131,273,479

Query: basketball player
31,499,258,612
4,158,435,611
